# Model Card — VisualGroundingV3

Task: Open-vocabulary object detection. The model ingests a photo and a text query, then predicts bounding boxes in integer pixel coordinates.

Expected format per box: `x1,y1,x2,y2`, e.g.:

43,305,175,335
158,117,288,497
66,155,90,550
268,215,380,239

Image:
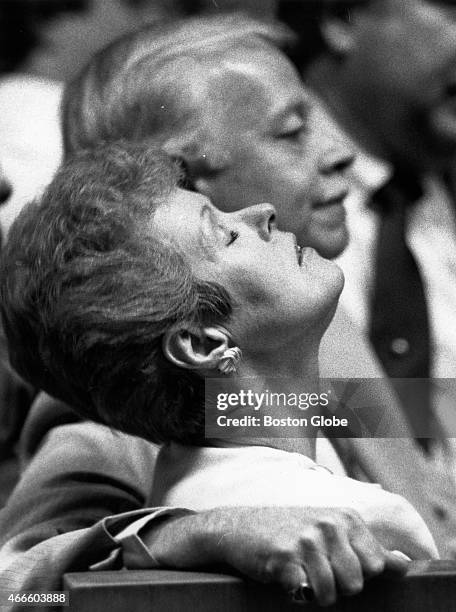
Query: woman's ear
163,325,230,371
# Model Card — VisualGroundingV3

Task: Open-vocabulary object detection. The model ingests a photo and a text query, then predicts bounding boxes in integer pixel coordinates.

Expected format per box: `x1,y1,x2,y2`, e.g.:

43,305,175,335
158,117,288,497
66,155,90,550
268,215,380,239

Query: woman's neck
208,336,321,459
238,330,321,380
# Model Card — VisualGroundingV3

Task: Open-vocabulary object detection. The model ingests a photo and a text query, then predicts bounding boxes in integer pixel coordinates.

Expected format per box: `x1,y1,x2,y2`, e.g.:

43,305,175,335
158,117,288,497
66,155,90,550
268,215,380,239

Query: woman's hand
142,506,410,607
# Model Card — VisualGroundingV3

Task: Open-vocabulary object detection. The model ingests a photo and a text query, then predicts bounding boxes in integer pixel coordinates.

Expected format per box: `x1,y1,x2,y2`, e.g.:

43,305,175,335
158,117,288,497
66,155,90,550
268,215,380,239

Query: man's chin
309,228,349,261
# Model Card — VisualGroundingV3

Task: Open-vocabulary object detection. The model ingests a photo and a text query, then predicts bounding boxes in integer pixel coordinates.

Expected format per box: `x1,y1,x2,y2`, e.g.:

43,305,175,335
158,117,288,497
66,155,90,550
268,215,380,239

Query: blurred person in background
279,0,456,487
0,0,277,82
0,0,175,236
1,0,175,81
279,0,456,395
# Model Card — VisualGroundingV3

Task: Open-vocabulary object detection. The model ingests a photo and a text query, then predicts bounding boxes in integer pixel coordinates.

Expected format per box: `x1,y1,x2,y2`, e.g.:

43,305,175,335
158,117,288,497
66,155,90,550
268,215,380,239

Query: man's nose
0,177,12,205
319,140,355,176
239,203,277,238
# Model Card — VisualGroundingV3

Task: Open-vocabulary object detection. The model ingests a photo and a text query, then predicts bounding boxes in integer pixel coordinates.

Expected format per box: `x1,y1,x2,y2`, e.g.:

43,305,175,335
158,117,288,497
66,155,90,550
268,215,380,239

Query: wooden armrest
64,561,456,611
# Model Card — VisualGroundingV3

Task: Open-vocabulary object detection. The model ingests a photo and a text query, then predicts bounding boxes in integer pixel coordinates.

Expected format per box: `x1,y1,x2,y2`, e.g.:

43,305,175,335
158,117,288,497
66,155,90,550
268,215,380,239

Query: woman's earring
217,347,242,375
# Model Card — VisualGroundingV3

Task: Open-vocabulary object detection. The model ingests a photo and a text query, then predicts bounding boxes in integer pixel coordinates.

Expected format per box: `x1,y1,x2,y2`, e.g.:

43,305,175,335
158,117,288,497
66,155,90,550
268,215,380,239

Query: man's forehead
201,44,305,124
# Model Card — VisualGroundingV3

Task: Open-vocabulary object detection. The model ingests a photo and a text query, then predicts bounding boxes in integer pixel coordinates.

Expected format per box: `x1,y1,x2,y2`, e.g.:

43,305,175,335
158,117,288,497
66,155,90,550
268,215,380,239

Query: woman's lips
296,245,319,266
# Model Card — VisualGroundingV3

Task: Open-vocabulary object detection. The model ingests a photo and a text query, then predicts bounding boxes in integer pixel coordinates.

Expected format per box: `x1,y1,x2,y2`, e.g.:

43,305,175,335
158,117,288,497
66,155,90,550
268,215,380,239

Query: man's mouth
314,189,349,209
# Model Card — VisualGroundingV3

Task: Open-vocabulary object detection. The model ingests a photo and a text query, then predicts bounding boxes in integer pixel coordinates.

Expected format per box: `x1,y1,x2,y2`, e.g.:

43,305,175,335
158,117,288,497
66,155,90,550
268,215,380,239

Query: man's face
340,0,456,163
190,45,352,259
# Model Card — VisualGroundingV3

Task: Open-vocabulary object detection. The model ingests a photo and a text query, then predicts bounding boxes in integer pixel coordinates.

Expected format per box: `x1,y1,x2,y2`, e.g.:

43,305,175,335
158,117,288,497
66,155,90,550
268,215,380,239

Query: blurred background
0,0,276,242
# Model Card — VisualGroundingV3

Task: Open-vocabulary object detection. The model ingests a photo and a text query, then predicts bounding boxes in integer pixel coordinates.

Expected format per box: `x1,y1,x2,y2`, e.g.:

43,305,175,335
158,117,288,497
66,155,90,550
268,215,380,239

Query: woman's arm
139,505,409,607
0,420,408,610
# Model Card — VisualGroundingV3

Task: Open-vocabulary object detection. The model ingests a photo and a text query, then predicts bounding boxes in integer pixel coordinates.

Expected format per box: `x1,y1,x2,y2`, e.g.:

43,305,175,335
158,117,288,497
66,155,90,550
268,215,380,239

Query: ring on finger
289,581,315,604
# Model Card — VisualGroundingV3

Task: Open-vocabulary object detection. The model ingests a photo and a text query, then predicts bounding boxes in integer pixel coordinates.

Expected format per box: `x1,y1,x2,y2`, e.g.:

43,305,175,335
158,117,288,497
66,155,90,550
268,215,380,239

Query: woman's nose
240,203,277,238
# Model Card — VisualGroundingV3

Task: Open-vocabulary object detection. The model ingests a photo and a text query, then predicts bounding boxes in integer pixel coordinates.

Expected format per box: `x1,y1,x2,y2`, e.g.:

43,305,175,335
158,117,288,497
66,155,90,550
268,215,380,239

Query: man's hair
61,13,293,157
0,141,232,444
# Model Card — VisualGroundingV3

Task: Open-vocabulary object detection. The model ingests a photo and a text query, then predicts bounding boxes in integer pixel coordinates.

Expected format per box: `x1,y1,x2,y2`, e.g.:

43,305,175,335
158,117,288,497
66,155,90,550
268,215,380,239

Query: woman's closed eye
275,112,307,142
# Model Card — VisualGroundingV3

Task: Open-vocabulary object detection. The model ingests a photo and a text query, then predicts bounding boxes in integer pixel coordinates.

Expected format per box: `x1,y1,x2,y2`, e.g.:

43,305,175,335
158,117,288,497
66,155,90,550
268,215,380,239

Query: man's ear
320,12,357,57
162,133,231,196
163,325,230,372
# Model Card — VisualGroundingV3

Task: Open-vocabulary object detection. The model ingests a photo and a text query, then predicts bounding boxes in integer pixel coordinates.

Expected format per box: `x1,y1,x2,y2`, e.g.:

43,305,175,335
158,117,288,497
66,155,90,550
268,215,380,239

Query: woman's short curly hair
0,141,232,444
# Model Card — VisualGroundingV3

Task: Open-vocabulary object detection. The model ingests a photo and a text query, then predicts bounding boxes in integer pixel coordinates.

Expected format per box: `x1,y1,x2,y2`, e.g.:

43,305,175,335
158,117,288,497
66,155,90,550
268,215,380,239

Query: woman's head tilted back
0,142,232,444
0,141,343,444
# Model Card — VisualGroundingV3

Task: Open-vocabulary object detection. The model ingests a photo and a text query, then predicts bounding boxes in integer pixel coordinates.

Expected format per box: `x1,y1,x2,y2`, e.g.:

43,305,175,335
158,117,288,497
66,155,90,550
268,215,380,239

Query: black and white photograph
0,0,456,610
